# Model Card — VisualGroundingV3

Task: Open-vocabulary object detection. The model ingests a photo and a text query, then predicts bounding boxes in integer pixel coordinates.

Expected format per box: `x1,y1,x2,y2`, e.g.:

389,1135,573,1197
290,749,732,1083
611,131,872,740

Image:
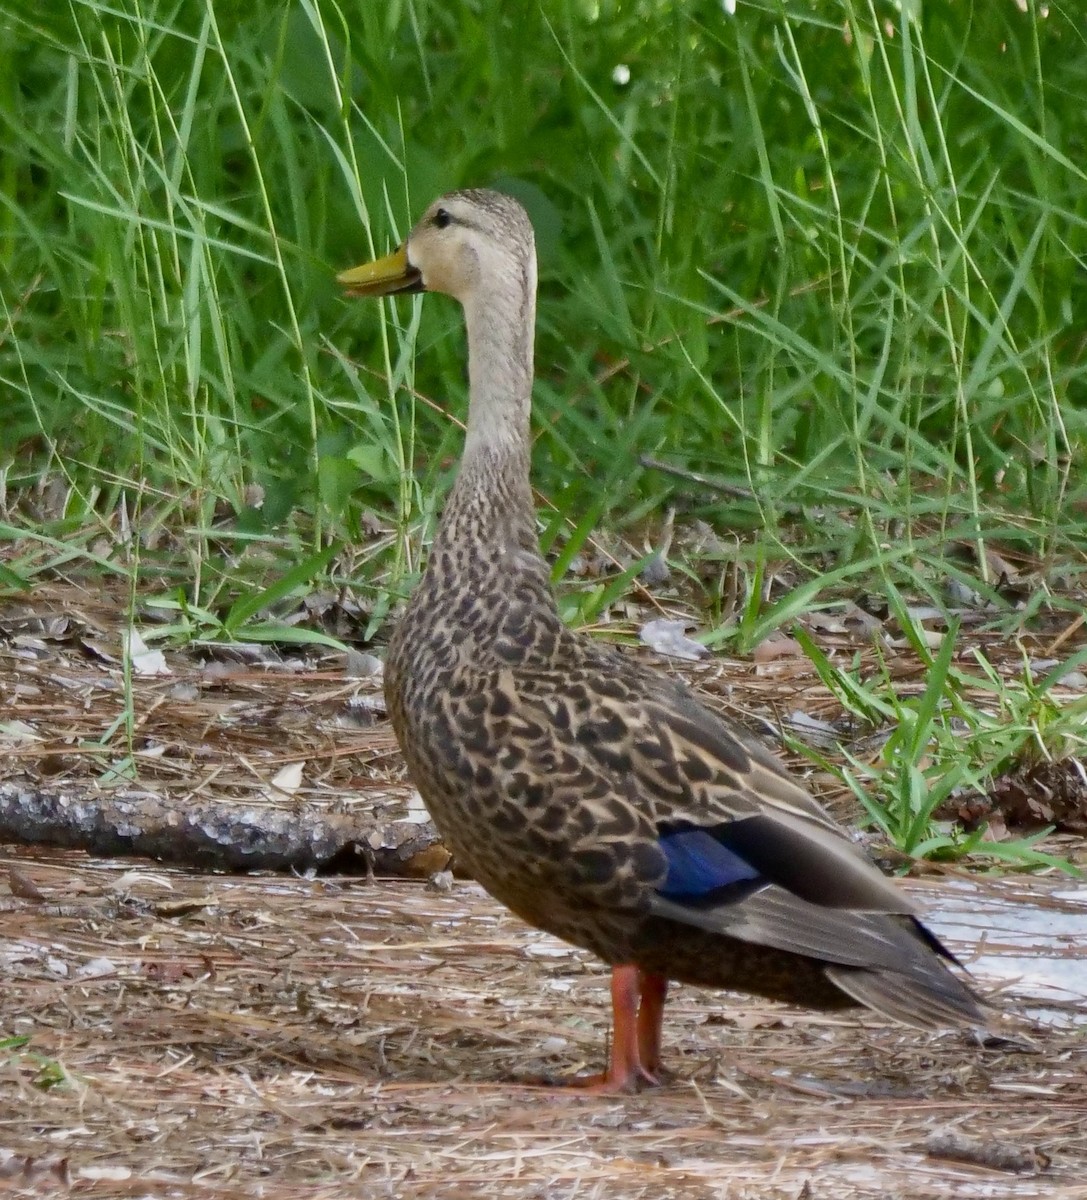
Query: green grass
1,0,1085,860
794,613,1084,870
0,1034,72,1090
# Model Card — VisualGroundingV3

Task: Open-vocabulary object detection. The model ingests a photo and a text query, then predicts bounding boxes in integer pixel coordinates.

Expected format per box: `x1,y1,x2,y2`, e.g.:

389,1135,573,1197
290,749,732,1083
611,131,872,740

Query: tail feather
825,962,988,1031
649,884,989,1030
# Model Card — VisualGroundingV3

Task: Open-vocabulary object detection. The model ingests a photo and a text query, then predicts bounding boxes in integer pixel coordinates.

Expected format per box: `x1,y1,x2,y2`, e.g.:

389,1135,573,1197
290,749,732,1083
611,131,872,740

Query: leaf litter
1,853,1085,1198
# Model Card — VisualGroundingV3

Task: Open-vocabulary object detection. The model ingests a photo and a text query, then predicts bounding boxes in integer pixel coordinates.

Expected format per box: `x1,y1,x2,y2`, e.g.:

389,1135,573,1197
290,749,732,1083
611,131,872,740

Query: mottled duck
338,189,984,1092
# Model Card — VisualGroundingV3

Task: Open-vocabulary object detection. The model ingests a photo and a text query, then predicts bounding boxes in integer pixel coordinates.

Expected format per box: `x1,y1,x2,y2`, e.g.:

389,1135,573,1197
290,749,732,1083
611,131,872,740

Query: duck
337,188,985,1092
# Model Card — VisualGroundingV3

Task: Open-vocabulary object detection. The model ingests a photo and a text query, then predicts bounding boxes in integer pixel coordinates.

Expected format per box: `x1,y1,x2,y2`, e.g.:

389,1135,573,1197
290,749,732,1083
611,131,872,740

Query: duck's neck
435,267,538,551
462,271,535,469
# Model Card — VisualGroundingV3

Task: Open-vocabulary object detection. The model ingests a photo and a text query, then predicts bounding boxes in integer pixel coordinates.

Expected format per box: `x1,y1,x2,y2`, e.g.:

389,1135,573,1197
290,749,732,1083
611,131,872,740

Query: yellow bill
337,244,423,297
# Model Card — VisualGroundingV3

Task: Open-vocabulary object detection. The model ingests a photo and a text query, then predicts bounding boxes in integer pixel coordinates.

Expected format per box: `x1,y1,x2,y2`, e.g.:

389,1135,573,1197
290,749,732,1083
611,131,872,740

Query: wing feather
649,886,925,972
509,662,916,917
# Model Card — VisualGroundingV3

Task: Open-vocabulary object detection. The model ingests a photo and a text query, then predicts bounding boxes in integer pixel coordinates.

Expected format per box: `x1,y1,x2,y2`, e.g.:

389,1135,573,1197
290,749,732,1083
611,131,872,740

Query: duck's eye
433,207,453,229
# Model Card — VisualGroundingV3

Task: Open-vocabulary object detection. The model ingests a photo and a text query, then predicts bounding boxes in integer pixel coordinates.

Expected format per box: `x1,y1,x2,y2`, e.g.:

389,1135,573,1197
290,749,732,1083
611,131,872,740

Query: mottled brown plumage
338,189,985,1091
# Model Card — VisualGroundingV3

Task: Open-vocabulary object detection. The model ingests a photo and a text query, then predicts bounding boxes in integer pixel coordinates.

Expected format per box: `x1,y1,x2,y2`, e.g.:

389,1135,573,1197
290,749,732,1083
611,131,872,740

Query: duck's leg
600,963,656,1091
636,971,668,1077
555,965,662,1093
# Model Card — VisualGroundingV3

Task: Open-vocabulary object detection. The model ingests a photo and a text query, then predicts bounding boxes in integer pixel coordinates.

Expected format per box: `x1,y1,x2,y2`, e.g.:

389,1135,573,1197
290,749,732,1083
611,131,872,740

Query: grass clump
796,614,1085,869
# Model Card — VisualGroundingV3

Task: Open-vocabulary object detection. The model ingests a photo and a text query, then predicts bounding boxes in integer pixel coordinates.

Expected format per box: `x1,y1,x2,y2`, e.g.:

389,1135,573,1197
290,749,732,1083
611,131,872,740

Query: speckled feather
359,189,984,1040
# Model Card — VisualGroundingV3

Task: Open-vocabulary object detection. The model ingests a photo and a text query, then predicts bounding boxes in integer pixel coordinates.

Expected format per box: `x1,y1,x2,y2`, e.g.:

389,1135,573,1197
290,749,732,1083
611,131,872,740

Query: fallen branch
0,781,447,875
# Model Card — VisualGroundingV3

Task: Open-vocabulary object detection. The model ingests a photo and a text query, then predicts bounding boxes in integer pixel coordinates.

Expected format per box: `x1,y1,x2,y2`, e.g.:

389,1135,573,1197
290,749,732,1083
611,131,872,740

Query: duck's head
338,189,536,307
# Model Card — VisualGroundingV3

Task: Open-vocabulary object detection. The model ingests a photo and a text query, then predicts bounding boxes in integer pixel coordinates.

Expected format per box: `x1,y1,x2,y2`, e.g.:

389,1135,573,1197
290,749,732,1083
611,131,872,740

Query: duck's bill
337,245,423,297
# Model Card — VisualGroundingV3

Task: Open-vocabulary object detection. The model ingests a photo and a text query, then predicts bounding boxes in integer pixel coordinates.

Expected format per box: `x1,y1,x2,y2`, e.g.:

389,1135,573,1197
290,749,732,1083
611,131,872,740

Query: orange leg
637,971,668,1076
556,965,668,1093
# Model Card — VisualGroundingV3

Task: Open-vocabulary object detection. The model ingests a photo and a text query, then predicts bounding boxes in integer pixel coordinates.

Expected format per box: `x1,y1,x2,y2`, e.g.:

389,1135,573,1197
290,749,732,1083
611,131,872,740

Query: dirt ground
2,853,1085,1199
2,582,1086,1198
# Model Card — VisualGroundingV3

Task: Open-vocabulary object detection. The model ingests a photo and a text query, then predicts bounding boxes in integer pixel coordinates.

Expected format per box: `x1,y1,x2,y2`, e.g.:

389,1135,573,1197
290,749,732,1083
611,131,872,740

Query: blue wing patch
657,826,764,902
